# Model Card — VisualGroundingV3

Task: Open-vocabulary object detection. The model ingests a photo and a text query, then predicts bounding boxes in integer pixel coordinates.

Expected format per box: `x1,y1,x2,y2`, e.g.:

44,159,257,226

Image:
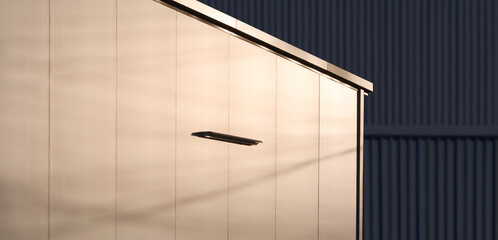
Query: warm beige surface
116,0,176,239
276,57,319,240
228,36,276,240
235,21,328,71
176,12,230,240
49,0,116,239
0,1,363,239
159,0,372,92
319,76,357,240
0,0,49,239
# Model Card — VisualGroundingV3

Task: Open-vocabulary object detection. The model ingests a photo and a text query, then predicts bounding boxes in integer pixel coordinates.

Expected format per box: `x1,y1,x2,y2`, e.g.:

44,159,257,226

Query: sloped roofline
154,0,373,92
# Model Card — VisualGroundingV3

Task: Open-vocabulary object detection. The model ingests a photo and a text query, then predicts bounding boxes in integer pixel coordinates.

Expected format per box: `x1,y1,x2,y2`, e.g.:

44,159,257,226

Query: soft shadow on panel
119,147,354,226
22,146,355,235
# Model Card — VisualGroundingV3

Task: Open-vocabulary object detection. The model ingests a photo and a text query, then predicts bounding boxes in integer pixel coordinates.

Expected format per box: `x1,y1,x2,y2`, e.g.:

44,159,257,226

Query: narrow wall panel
116,1,176,239
176,13,229,240
276,57,319,240
228,36,276,240
319,77,357,240
50,0,116,239
0,0,49,239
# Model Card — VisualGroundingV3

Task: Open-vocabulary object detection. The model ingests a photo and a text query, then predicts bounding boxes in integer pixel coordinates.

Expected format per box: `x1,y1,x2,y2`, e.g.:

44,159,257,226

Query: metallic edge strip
357,89,365,240
327,63,373,92
153,0,373,93
169,0,236,28
235,20,328,70
320,72,359,92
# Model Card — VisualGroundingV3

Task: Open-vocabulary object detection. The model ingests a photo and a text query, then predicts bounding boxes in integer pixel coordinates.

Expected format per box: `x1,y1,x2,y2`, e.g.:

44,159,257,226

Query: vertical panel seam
48,0,51,239
227,35,230,240
175,11,178,240
274,55,278,240
317,77,320,240
114,0,118,239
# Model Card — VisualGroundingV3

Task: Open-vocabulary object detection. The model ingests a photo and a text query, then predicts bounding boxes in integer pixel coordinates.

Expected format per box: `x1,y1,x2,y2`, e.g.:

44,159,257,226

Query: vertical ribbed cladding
364,137,497,240
197,1,498,239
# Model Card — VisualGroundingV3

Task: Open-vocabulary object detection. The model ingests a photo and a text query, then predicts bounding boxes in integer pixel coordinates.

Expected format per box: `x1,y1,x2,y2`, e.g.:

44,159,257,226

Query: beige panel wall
49,0,116,239
229,36,276,240
0,1,361,239
0,0,49,239
176,12,230,240
276,57,319,240
319,77,357,240
116,0,176,239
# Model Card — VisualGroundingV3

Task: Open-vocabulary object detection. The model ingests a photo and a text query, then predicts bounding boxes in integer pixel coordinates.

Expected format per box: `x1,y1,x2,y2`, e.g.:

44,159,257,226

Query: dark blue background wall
196,0,498,239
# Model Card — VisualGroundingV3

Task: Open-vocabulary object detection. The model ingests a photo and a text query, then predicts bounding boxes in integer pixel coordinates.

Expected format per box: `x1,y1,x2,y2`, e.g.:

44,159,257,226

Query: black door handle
191,131,262,146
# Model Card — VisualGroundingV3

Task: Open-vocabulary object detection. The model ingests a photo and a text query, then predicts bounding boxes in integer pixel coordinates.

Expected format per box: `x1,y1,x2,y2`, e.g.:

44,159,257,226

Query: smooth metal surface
326,63,373,93
155,0,372,93
228,36,276,240
276,56,319,240
0,0,49,239
357,89,365,240
49,0,116,239
236,20,372,92
235,21,328,70
319,76,358,240
176,12,229,240
116,0,176,239
178,0,236,28
0,0,370,239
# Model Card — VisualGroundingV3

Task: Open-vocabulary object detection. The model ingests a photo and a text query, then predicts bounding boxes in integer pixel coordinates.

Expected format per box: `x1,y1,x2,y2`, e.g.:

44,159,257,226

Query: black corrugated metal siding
364,137,497,240
197,0,498,239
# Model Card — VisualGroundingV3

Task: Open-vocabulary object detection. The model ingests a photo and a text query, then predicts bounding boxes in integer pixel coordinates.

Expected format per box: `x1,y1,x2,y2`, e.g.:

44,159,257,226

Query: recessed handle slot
191,131,262,146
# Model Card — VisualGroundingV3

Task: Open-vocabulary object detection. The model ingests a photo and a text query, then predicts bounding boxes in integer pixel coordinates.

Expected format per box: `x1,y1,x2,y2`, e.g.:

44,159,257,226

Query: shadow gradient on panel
38,146,355,236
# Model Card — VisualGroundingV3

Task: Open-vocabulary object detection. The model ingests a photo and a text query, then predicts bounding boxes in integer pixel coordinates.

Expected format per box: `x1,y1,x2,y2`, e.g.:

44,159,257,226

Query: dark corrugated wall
197,0,498,239
364,137,497,240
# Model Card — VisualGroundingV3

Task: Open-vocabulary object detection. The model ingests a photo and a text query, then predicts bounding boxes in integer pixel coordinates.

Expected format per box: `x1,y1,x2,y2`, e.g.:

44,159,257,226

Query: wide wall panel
276,57,319,240
0,1,367,239
319,77,357,240
49,0,116,239
176,12,230,240
116,0,176,239
228,36,276,240
0,0,49,239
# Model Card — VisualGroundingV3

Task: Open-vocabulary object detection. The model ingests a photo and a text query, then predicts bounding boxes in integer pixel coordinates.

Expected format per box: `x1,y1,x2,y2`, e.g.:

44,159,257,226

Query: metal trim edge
153,0,373,92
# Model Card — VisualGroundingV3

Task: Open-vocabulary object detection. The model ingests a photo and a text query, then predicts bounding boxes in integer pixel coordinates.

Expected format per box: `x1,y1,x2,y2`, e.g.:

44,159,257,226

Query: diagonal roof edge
154,0,373,92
